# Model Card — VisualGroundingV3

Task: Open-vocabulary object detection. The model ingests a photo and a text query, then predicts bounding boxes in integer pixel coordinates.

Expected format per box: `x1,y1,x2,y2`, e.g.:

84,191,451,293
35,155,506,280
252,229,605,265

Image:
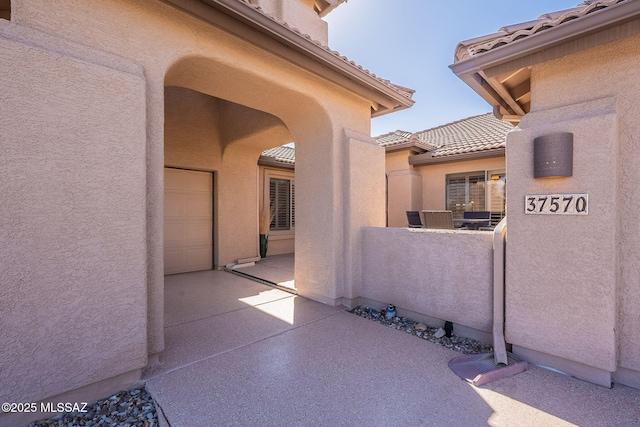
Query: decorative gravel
28,385,158,427
349,306,493,355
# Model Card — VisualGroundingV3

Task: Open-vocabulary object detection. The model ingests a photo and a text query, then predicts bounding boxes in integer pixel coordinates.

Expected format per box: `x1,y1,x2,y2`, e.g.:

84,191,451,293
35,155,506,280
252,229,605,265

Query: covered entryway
149,0,414,370
164,167,213,275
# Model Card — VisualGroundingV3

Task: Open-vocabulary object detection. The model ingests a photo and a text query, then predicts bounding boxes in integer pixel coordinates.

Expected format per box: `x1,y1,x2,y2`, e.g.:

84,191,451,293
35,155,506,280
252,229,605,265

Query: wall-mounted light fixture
534,132,573,178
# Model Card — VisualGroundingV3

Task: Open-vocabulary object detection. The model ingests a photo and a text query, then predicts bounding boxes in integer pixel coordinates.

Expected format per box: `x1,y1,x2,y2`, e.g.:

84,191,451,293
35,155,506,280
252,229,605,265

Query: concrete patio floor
227,253,295,291
143,270,640,426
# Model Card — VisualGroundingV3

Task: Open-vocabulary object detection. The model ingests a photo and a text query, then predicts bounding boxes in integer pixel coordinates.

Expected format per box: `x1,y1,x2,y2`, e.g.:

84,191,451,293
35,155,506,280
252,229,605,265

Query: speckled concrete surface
146,272,640,427
233,253,295,289
163,270,293,327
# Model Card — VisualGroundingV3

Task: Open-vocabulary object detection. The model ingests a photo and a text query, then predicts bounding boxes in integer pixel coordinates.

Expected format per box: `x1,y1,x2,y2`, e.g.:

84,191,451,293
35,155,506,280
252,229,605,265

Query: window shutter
291,181,295,229
446,175,467,218
468,172,486,212
269,178,277,229
446,171,486,218
269,177,294,231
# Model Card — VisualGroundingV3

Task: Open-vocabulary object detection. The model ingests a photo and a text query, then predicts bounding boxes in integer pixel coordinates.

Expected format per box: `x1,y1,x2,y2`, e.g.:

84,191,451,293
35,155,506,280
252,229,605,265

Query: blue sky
324,0,581,136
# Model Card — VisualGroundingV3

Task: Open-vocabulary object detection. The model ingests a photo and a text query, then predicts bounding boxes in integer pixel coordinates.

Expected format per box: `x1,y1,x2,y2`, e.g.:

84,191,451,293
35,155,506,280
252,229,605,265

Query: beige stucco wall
506,33,640,387
385,150,422,227
360,227,494,339
2,0,386,413
251,0,329,44
164,87,223,172
0,19,148,411
506,98,618,386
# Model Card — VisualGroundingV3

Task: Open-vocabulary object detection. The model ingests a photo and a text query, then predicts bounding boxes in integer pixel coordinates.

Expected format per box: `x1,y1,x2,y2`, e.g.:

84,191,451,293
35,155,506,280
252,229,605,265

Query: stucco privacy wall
0,20,147,408
513,33,640,386
360,227,494,338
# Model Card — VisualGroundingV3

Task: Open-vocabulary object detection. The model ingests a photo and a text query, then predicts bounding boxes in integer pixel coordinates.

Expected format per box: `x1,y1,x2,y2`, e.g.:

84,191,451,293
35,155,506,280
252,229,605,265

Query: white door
164,168,213,274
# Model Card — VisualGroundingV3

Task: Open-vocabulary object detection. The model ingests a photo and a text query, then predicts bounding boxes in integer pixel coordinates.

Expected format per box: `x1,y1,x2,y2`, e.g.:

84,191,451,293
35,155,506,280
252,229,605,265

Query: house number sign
525,193,588,215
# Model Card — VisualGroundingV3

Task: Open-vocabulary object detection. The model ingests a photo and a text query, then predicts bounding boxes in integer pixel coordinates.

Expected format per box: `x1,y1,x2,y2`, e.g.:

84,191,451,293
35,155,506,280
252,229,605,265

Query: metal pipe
493,217,508,366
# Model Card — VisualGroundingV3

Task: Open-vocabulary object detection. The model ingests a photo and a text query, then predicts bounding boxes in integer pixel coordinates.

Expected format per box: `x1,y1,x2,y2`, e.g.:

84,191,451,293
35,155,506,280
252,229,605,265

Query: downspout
493,217,508,366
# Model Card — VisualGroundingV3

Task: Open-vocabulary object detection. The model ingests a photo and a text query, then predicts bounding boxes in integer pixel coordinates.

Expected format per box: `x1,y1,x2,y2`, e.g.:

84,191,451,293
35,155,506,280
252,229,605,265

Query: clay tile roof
454,0,629,62
376,130,437,152
412,113,513,158
260,145,295,164
237,0,414,100
376,130,413,147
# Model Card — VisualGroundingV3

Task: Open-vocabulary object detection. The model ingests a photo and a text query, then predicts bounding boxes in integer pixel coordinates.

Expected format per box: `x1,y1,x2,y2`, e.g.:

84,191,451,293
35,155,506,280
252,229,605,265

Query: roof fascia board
382,142,429,154
409,148,505,166
165,0,413,116
450,0,640,78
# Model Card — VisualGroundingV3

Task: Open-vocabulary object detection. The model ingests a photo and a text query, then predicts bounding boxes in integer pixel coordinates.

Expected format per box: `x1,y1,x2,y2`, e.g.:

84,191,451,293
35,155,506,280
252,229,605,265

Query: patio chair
421,210,454,229
406,211,423,228
463,211,491,230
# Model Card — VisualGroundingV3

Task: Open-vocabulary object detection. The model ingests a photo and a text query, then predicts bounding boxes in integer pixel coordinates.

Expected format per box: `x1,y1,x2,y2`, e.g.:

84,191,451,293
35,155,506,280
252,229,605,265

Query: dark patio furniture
406,211,423,228
463,211,491,230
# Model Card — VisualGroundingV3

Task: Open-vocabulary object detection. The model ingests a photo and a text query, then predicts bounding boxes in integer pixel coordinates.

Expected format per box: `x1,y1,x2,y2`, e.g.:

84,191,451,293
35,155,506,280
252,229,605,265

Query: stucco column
505,97,618,387
0,24,149,411
387,168,423,228
294,127,385,306
216,148,262,266
147,76,166,358
341,130,387,303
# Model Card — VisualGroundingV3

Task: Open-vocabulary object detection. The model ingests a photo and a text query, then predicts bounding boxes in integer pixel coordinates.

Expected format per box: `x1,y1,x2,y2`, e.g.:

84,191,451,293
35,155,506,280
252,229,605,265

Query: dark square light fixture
533,132,573,178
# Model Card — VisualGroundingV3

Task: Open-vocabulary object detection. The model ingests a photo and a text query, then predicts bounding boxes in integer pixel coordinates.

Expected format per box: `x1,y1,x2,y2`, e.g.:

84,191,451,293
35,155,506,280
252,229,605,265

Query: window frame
445,169,506,225
263,169,295,237
446,170,486,218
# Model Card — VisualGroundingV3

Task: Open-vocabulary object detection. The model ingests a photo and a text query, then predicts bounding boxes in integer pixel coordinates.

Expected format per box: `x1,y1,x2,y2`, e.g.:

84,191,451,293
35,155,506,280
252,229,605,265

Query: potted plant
259,200,275,258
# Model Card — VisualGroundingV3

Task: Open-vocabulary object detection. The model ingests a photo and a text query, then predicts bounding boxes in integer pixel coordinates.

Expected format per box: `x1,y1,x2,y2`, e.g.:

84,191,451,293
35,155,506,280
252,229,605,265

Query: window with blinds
446,170,506,225
446,172,486,218
270,177,295,231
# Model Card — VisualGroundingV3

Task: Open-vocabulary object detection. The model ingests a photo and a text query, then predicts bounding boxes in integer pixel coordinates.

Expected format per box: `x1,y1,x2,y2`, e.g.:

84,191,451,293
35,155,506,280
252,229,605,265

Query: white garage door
164,168,213,275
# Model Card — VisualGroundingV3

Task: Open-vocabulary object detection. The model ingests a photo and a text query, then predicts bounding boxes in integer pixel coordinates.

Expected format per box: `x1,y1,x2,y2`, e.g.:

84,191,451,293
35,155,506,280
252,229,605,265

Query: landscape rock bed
349,306,493,355
28,385,158,427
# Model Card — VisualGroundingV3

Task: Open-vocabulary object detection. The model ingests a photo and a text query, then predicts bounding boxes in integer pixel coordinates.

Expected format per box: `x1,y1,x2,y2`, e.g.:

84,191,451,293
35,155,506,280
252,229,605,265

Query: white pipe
493,217,508,366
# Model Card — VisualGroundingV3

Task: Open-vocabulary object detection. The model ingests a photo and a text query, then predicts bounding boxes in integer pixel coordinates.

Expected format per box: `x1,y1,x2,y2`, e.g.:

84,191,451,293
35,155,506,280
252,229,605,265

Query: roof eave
181,0,414,117
315,0,347,18
409,147,505,166
258,156,295,169
381,142,429,154
450,0,640,120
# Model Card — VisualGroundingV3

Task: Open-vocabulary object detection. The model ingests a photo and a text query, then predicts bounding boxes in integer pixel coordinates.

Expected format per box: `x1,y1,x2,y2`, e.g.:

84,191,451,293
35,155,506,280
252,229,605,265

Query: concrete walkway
228,253,295,291
144,270,640,426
